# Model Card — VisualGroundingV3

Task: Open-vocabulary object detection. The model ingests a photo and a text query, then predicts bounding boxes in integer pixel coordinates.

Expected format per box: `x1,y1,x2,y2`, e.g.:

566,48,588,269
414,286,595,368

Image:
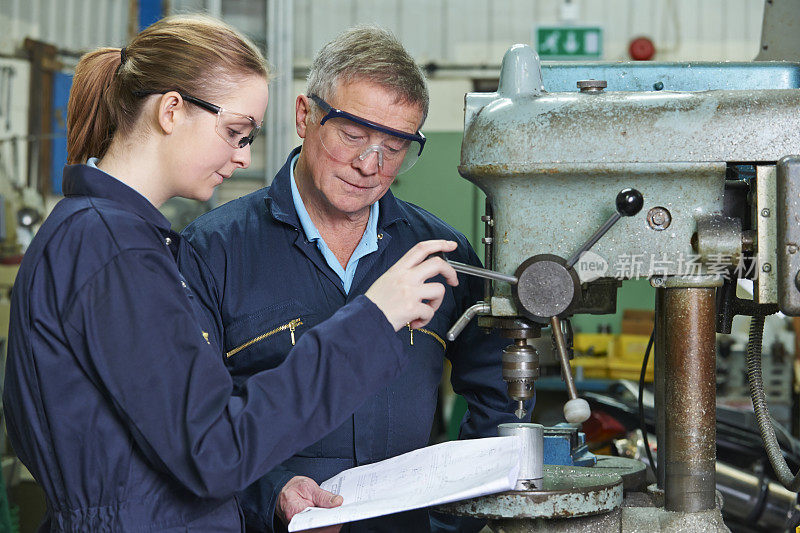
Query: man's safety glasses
133,91,261,149
309,94,426,176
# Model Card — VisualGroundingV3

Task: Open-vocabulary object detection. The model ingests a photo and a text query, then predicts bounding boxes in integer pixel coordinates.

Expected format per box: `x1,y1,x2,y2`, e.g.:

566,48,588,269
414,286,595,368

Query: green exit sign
536,26,603,59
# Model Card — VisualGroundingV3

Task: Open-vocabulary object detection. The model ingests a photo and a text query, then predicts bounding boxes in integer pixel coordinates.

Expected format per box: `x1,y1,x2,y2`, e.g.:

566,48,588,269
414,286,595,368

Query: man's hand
276,476,343,532
366,240,459,331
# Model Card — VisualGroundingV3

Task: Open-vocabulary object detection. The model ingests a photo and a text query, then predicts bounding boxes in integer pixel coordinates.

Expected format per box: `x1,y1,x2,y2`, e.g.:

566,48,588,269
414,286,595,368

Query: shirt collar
62,163,173,232
289,153,322,242
267,146,408,231
289,153,380,245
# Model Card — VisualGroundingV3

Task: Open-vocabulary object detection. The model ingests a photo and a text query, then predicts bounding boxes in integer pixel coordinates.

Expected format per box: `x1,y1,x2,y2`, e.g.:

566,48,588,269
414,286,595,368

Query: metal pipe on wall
206,0,221,17
663,287,717,512
265,0,294,183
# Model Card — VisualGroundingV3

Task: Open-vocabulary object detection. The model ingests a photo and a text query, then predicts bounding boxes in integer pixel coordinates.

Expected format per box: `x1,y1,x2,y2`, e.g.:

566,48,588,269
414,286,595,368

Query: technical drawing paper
288,436,521,531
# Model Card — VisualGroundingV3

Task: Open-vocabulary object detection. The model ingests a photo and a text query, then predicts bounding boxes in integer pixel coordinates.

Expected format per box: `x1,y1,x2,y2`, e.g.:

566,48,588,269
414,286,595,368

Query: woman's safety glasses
309,94,426,176
133,91,261,149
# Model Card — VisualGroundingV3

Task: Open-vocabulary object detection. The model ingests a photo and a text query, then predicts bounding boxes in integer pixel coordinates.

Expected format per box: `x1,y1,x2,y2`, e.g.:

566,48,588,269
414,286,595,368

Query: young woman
2,15,456,531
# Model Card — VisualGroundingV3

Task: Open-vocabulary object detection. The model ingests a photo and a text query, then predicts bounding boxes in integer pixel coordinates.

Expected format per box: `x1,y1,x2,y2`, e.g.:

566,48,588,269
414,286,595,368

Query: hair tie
120,47,128,65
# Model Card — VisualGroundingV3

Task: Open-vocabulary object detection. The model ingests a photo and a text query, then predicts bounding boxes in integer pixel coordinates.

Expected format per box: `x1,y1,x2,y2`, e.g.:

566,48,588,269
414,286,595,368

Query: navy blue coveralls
179,148,526,532
2,164,408,532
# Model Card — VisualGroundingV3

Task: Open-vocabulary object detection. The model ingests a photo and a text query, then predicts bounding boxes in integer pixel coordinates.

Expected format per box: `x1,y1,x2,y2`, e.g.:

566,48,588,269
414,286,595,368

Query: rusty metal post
24,38,58,196
128,0,140,42
664,287,717,512
654,287,666,489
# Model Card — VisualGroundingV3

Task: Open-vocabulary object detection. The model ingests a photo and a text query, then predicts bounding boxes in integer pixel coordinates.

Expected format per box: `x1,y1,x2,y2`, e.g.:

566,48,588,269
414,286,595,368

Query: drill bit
514,401,527,419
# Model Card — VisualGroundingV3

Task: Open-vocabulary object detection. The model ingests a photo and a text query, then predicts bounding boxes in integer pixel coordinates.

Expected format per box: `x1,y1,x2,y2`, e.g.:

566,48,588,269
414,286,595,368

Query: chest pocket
224,299,316,376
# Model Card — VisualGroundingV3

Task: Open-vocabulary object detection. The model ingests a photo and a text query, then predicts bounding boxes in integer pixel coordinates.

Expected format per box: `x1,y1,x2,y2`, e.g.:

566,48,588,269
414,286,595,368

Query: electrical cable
747,314,800,491
639,328,656,475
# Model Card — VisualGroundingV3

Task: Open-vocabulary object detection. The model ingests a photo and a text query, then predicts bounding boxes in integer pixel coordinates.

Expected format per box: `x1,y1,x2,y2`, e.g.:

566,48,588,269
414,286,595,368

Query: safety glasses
133,91,261,149
309,94,425,176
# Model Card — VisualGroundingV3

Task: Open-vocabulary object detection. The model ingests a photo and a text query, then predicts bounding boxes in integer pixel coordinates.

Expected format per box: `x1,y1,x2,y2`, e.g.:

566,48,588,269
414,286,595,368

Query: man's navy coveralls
179,148,524,532
2,164,407,532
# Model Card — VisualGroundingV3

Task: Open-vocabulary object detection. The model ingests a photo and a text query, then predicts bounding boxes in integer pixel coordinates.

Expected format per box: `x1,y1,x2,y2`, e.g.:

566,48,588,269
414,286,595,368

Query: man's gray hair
307,25,429,127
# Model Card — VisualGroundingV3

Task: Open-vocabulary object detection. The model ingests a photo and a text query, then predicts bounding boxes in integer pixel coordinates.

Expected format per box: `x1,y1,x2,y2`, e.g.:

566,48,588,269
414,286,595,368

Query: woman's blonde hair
67,14,269,164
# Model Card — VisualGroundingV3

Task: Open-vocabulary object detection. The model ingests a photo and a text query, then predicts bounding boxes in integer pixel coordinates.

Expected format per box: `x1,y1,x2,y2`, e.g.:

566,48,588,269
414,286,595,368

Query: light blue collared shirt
87,158,122,183
289,154,379,294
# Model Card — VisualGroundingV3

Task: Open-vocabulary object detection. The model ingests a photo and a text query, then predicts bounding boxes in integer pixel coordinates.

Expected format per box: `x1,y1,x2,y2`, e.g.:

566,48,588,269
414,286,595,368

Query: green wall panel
390,131,482,253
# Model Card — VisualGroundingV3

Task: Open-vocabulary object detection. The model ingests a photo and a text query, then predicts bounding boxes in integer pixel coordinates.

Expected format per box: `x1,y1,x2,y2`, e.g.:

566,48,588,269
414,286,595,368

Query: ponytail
66,48,122,164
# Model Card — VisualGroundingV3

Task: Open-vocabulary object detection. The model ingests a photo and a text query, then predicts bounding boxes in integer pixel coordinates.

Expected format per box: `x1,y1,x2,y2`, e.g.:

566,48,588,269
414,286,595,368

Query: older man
179,26,525,532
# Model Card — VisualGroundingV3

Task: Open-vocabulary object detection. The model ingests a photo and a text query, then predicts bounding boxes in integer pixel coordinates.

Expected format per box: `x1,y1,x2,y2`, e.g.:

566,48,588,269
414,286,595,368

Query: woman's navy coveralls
2,164,407,532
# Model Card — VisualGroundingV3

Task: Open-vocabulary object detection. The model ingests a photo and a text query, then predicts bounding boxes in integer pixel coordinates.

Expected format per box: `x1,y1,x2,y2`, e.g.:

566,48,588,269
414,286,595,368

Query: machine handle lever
550,316,591,424
565,188,643,269
433,253,519,284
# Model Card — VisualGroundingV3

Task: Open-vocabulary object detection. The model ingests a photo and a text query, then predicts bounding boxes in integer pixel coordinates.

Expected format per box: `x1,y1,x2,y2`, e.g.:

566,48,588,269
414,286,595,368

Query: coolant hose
746,314,800,491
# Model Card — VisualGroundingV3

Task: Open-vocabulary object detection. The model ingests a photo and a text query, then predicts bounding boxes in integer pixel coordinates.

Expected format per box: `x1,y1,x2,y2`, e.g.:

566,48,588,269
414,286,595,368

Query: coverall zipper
226,318,303,358
407,325,447,351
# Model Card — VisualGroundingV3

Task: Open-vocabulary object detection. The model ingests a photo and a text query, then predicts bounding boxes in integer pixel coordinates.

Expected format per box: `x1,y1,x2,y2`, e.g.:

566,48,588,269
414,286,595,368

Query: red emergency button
629,37,655,61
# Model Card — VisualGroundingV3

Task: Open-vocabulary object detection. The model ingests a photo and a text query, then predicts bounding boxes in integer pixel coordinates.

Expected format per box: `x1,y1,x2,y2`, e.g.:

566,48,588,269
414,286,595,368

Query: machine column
654,287,666,490
664,287,717,512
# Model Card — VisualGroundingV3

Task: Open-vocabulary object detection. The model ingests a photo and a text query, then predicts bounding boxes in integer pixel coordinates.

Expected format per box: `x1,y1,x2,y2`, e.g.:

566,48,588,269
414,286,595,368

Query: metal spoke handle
550,316,591,424
565,188,644,269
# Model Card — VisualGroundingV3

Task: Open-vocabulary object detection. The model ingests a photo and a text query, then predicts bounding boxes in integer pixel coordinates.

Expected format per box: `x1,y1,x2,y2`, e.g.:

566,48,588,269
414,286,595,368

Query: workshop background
0,1,789,532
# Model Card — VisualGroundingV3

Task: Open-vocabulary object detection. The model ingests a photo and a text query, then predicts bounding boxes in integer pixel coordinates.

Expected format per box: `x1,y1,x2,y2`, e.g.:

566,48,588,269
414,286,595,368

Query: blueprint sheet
288,436,521,531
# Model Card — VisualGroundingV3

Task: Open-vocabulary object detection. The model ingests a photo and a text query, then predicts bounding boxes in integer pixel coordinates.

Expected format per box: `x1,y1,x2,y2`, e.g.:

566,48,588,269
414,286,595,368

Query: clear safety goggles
134,91,261,149
309,94,426,176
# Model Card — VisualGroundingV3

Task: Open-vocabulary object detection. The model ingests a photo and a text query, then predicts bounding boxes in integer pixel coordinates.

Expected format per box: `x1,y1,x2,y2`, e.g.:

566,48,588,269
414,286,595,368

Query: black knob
615,188,644,217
